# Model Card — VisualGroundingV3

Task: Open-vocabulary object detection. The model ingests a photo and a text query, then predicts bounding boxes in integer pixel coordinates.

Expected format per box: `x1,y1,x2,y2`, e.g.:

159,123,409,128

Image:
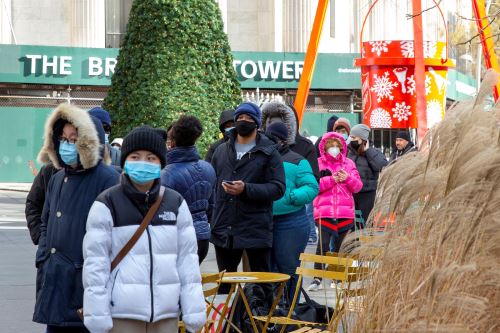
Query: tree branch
406,0,442,20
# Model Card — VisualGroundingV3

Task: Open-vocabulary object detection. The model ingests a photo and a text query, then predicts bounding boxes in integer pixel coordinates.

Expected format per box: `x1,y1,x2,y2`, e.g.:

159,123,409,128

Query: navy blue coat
33,162,119,327
161,146,216,240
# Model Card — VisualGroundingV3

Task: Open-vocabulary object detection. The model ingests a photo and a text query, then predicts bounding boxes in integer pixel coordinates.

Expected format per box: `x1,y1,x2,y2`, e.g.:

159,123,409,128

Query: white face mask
327,147,341,158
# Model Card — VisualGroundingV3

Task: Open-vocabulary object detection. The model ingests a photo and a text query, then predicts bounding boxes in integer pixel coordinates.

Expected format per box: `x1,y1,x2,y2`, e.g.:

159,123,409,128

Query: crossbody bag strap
110,186,165,271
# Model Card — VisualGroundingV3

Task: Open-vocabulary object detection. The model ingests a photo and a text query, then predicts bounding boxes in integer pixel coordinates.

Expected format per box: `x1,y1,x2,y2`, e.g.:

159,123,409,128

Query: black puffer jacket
291,135,319,180
347,146,388,193
25,163,59,245
210,131,286,249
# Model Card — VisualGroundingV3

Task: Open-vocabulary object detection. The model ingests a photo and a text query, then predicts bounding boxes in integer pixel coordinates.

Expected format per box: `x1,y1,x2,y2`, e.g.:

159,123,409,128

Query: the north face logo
158,211,176,221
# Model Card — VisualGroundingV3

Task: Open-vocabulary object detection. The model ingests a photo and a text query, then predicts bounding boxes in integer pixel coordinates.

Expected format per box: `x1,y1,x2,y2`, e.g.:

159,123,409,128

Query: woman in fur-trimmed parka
33,104,119,333
83,126,206,333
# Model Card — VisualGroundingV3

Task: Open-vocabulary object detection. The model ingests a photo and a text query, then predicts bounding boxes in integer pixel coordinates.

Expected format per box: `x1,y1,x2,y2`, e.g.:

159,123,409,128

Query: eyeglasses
59,137,77,144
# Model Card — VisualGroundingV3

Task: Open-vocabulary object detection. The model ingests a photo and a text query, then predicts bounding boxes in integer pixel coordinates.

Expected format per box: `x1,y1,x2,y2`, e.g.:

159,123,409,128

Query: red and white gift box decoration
356,40,454,129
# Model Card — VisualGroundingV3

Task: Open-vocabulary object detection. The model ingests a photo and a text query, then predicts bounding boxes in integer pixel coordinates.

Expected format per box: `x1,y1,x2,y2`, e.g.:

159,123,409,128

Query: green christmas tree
104,0,241,153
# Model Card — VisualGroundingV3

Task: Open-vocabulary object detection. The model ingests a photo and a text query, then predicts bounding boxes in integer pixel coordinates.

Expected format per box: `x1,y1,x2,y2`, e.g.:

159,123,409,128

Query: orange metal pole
412,0,428,145
294,0,329,125
472,0,500,101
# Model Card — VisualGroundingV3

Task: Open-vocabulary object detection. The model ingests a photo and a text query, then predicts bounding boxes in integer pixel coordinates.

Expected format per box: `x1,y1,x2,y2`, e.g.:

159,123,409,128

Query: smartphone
222,180,234,185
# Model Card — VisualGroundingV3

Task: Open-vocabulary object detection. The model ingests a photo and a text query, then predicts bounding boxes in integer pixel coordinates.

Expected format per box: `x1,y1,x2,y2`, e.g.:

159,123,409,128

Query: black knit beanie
396,130,411,142
120,126,167,168
266,121,289,141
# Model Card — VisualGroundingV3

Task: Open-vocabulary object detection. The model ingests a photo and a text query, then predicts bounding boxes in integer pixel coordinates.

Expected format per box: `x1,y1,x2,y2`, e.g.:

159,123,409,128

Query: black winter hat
396,130,411,142
266,122,289,141
327,115,339,132
219,109,235,132
120,126,167,168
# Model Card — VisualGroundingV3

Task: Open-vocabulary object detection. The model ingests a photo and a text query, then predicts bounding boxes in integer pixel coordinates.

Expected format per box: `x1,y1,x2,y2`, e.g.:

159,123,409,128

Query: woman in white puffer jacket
82,126,206,333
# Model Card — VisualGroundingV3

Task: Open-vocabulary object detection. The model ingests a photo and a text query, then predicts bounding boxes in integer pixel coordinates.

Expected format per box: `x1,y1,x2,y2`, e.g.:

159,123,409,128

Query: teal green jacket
273,146,319,216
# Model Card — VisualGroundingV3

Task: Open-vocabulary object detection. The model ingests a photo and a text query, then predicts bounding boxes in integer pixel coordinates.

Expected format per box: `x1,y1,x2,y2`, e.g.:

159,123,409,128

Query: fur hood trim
37,104,104,169
260,102,297,145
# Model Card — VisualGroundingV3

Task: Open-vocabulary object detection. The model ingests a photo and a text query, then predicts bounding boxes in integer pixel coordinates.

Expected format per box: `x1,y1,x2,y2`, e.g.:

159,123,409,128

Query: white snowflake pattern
370,71,398,102
406,75,415,95
426,99,444,128
424,41,437,58
370,41,391,56
392,102,412,122
425,75,432,95
370,108,393,128
400,41,414,58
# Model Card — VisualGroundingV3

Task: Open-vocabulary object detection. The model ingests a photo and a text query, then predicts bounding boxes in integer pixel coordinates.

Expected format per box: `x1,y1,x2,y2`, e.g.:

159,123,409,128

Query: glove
319,169,332,178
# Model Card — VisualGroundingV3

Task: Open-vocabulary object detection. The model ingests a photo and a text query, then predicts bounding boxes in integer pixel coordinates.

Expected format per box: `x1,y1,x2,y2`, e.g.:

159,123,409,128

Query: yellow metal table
217,272,290,333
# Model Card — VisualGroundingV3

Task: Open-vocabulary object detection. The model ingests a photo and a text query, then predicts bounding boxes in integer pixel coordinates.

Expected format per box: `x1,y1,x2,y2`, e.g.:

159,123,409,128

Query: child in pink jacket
308,132,363,291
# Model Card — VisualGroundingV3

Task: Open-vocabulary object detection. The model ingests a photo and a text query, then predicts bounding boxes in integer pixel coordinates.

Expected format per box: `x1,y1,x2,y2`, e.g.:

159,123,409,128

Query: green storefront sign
0,44,476,95
0,44,477,182
0,44,362,88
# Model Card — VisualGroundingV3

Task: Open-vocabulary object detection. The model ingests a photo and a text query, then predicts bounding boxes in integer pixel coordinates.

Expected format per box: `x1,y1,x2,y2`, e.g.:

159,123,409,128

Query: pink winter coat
313,132,363,220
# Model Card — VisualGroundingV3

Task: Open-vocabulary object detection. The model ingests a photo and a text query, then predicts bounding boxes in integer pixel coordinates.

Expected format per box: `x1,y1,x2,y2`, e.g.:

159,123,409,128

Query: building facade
0,0,479,181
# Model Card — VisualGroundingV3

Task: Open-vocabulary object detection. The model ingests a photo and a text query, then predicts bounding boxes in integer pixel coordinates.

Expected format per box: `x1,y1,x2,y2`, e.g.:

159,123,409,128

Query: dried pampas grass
346,70,500,333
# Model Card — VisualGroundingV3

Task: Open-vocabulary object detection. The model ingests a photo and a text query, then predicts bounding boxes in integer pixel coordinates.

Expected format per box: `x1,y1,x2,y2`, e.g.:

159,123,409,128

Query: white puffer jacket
82,179,206,333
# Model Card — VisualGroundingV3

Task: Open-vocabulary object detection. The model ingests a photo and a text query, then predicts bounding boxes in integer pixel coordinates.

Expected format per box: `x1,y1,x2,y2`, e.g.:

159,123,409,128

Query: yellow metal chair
253,253,354,333
325,252,372,331
179,271,228,333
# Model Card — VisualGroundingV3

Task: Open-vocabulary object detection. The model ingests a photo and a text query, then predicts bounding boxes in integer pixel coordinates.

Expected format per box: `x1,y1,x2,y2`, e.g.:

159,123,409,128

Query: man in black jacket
205,109,234,163
210,102,285,283
389,130,416,164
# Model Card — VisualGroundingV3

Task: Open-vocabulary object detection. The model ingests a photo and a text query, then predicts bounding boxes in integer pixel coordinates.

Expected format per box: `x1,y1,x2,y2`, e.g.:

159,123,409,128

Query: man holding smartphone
210,102,285,289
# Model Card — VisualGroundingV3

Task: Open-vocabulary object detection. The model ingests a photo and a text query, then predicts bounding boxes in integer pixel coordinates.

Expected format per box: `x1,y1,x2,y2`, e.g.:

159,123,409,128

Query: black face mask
350,140,360,150
235,120,257,137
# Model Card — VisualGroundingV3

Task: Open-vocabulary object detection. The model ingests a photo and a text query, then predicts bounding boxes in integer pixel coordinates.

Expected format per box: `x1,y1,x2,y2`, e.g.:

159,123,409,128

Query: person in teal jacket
265,122,319,304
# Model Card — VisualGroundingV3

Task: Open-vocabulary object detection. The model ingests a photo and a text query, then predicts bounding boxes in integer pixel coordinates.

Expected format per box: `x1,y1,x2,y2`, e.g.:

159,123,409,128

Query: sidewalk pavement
0,183,32,192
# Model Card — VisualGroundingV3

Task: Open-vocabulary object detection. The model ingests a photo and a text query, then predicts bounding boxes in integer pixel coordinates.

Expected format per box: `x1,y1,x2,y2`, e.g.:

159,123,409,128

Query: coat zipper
110,268,120,307
144,191,155,322
147,227,154,322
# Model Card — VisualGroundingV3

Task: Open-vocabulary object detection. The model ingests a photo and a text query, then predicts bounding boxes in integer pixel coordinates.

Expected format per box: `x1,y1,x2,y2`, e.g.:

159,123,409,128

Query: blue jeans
305,203,317,241
272,208,310,305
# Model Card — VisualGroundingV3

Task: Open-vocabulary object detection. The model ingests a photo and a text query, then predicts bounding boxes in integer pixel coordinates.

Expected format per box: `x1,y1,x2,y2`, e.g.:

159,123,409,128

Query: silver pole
1,0,17,44
476,0,493,91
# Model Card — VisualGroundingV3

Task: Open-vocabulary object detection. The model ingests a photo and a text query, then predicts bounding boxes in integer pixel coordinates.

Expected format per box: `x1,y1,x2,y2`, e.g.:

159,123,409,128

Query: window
105,0,133,48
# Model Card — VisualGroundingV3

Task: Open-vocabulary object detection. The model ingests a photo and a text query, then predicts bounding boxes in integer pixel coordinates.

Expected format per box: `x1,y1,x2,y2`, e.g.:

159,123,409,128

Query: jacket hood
261,102,297,145
218,109,235,132
318,131,348,161
37,103,105,170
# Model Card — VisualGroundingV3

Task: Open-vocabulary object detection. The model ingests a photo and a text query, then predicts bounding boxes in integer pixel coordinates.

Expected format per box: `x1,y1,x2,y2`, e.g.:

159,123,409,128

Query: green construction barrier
0,107,52,182
0,108,360,182
300,112,360,137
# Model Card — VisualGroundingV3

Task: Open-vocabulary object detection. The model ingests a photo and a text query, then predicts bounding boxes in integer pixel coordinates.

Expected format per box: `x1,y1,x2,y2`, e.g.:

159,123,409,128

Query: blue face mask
124,161,161,185
105,133,110,144
224,127,234,133
59,141,78,166
342,133,349,140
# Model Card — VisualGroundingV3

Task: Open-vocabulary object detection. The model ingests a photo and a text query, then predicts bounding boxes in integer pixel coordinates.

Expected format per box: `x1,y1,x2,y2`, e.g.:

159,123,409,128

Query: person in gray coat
347,124,388,225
